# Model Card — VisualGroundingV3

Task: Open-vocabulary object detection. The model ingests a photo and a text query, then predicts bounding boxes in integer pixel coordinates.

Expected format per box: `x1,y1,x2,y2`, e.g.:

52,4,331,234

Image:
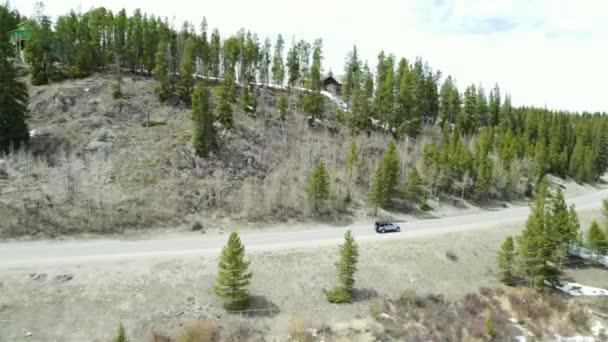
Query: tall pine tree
0,37,29,153
305,161,330,213
213,232,253,310
191,80,216,158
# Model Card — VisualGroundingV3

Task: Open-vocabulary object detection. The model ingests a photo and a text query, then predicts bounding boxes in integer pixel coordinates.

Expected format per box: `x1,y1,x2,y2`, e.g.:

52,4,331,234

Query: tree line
4,3,608,202
497,181,608,289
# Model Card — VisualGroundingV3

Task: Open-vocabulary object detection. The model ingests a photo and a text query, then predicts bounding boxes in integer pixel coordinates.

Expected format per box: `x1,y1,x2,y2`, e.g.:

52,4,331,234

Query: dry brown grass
368,297,389,319
176,320,219,342
288,315,327,342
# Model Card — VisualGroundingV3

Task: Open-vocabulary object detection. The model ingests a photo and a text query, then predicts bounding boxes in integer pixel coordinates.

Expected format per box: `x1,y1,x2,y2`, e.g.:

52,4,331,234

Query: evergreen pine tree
152,40,174,102
344,140,358,183
403,167,424,205
305,161,330,213
325,230,359,303
475,156,493,201
489,84,501,126
516,179,554,288
439,76,460,125
177,36,196,102
368,141,401,215
587,220,608,260
476,85,488,127
25,3,56,85
0,40,29,154
216,71,235,129
114,322,127,342
191,80,216,158
485,315,495,339
497,236,515,283
213,232,253,310
277,93,287,120
368,163,387,216
259,37,271,86
302,39,323,120
286,40,300,89
209,29,221,77
457,85,477,134
382,141,401,194
602,199,608,222
271,34,285,86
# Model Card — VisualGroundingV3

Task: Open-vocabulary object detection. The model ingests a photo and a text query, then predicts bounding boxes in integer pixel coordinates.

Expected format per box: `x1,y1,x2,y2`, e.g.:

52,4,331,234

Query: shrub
177,320,219,342
142,120,167,127
485,315,495,339
114,322,127,342
289,315,325,342
111,84,123,99
420,202,433,211
479,287,493,297
568,307,590,332
398,289,417,309
369,297,389,319
222,320,253,342
192,222,203,231
544,293,568,312
462,293,486,316
324,287,352,303
445,250,458,262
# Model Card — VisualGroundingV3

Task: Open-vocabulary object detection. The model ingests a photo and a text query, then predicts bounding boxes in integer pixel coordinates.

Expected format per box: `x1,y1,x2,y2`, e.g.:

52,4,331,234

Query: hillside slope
0,73,412,237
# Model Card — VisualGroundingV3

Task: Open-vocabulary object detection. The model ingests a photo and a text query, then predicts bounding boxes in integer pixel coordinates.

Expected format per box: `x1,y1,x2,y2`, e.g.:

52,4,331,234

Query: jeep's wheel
380,228,385,233
396,227,400,232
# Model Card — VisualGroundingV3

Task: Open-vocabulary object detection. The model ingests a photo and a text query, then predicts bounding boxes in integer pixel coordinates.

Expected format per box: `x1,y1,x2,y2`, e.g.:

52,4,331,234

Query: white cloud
13,0,608,112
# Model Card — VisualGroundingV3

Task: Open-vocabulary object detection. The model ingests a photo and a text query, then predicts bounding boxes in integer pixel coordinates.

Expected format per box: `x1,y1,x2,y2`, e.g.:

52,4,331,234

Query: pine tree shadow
563,255,606,271
230,296,280,318
352,288,379,303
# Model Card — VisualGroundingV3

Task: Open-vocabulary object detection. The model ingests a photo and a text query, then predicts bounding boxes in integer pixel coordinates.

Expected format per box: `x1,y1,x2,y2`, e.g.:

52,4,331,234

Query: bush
222,320,253,342
114,322,127,342
462,293,486,316
419,202,433,211
398,289,417,309
369,297,389,319
445,250,458,262
142,120,167,127
544,293,568,312
568,307,590,332
192,222,203,231
485,315,495,339
111,84,123,99
177,320,219,342
508,291,551,322
289,315,325,342
324,287,352,303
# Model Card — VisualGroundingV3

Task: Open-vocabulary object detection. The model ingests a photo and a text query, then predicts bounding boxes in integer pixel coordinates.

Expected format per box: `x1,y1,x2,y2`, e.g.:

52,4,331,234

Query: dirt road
2,188,607,267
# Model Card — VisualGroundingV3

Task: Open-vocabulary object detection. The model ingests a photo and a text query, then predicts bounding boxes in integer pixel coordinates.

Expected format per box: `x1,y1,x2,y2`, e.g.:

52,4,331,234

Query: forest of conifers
3,4,608,205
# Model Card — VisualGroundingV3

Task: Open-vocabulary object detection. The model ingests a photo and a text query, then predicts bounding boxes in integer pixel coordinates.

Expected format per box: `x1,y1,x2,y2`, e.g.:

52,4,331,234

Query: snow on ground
552,281,608,296
568,246,608,267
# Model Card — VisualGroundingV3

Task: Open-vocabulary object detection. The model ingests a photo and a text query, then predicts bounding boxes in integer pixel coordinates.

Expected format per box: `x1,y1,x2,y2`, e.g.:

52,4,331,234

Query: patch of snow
550,282,608,296
592,321,604,336
557,336,595,342
379,313,395,322
29,129,36,137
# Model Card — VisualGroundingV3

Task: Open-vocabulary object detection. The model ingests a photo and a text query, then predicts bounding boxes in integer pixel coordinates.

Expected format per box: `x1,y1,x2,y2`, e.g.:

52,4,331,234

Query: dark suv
375,221,400,233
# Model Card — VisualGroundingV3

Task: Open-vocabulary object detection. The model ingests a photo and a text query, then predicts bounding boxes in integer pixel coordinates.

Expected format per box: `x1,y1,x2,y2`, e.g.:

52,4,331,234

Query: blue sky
14,0,608,113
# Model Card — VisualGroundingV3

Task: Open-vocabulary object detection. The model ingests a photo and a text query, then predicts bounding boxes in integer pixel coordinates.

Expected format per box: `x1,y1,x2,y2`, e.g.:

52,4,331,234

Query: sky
13,0,608,113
